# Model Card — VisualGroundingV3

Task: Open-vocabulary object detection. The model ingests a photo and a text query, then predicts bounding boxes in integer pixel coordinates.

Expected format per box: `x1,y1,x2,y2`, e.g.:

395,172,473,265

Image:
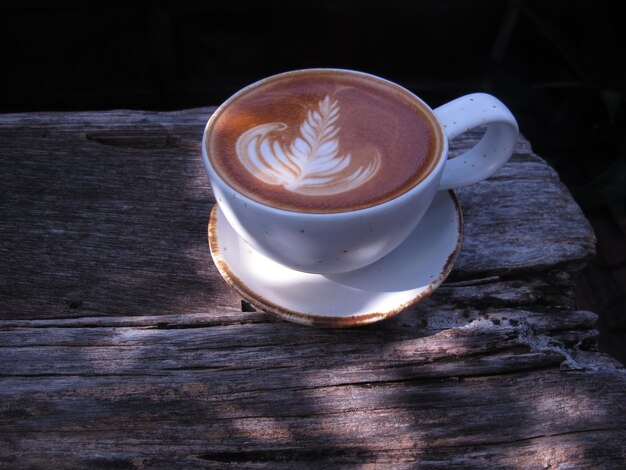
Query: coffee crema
206,69,442,213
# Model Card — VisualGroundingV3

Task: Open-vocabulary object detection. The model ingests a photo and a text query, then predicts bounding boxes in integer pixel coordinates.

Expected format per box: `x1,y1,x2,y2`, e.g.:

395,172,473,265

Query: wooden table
1,108,625,468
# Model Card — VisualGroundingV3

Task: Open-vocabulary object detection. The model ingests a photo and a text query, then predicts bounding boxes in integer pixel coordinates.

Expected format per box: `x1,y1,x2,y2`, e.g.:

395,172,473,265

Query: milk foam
235,96,381,195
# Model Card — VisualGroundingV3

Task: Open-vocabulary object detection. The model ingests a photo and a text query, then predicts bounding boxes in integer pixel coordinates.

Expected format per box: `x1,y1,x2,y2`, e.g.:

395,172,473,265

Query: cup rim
202,68,448,218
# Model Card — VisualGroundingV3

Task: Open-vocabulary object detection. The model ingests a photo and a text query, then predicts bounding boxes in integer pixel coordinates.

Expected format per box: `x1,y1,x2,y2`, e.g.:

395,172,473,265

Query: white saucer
208,190,462,327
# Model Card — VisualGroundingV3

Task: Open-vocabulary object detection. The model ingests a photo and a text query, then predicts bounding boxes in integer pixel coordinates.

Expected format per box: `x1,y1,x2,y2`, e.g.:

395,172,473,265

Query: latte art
236,96,381,195
206,69,440,213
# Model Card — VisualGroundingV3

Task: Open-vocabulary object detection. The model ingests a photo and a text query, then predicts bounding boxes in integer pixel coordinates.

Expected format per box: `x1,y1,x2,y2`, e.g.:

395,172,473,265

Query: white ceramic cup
202,69,518,274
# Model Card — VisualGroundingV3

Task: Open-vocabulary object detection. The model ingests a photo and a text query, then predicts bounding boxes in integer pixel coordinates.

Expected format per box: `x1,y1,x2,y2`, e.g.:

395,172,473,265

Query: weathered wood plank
0,109,595,320
1,308,620,467
0,108,621,468
1,368,624,468
0,304,597,333
0,316,584,378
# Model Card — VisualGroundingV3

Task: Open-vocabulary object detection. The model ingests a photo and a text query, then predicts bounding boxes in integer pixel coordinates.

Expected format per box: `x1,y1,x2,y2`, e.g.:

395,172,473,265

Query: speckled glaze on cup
202,69,518,274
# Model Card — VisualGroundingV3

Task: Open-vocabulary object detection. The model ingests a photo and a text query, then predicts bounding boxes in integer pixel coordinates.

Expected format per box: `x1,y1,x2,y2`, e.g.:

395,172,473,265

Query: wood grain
0,109,594,320
1,108,624,468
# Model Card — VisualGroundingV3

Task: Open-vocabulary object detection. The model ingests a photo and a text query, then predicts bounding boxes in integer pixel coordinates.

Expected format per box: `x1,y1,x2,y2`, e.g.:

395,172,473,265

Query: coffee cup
202,69,518,274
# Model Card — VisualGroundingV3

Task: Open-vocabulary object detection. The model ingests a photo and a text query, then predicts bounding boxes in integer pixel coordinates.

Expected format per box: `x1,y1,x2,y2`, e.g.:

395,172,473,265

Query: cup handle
434,93,519,190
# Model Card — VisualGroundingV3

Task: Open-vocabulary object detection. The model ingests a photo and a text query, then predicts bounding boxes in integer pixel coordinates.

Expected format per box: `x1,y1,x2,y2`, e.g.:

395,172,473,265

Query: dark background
2,0,625,362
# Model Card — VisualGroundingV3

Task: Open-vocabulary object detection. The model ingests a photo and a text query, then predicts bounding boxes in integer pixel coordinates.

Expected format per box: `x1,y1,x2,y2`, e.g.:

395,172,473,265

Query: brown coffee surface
206,69,441,213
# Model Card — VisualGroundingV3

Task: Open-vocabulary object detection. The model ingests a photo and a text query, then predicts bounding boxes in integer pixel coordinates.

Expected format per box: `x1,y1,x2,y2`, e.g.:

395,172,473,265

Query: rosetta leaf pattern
235,95,381,195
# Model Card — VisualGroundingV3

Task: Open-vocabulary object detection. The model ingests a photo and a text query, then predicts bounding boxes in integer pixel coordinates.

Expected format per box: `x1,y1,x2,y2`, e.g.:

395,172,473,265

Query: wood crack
432,427,626,450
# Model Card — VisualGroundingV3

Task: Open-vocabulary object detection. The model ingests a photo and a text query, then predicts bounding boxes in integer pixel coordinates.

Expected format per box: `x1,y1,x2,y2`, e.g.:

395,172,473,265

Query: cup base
208,190,462,327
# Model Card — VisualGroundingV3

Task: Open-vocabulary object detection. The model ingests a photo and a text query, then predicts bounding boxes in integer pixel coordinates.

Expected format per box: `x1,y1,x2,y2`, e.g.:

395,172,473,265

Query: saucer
208,190,462,327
